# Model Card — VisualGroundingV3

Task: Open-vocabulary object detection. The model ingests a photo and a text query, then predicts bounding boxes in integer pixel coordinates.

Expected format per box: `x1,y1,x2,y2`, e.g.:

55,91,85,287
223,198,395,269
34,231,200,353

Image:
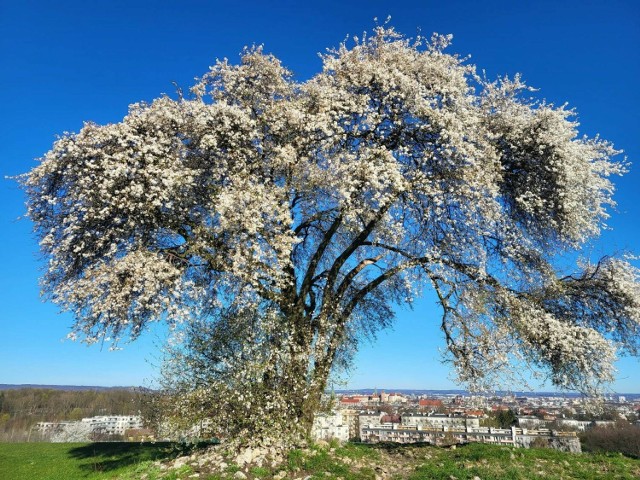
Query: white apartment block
401,413,480,430
518,415,604,432
360,424,581,452
311,411,349,442
555,419,593,431
517,416,548,428
357,411,384,439
81,415,144,436
35,415,143,441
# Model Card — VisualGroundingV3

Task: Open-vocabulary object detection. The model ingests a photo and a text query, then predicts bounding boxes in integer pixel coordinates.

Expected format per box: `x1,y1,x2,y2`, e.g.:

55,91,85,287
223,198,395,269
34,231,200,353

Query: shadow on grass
366,441,433,450
352,441,490,459
351,441,445,452
67,441,215,473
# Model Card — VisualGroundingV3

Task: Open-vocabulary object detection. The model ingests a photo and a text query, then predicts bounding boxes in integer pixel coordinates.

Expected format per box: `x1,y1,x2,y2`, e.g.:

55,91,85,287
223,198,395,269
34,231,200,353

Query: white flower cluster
21,26,639,444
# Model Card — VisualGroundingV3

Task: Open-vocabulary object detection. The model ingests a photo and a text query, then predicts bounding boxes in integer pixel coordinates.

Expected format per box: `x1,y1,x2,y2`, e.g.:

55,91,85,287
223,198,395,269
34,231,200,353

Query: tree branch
298,212,343,311
334,253,387,304
320,200,396,315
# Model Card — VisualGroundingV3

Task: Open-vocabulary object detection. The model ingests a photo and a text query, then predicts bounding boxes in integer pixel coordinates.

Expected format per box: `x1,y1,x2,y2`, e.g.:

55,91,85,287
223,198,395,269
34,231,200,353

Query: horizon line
1,383,638,395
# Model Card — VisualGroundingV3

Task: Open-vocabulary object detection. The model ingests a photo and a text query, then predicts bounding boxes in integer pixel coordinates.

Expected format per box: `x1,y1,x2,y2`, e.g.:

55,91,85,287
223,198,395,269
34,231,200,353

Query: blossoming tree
23,27,640,446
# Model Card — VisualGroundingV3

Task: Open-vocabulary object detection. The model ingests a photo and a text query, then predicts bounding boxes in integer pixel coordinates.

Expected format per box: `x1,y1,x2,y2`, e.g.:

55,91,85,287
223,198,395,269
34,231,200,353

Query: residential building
311,411,349,442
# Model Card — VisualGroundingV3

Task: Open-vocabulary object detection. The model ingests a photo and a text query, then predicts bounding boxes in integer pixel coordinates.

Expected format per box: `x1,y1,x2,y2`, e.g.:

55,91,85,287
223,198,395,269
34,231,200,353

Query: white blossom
20,26,640,446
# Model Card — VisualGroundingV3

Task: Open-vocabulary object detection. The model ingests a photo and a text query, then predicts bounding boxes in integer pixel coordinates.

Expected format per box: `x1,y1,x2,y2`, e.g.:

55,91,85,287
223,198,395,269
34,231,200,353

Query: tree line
0,388,146,442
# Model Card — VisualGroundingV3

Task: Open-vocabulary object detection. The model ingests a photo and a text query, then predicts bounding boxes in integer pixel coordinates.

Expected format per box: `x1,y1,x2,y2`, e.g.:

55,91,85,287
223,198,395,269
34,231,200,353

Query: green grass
0,442,209,480
405,443,640,480
286,443,376,480
1,441,639,480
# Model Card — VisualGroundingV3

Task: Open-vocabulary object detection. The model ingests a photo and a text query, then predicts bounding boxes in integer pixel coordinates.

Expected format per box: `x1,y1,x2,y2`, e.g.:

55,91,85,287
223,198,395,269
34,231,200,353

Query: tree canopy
22,26,640,443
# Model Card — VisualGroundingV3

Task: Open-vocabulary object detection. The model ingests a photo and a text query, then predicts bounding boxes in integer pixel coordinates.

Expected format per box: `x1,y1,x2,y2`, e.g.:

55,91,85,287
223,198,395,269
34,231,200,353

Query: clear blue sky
1,0,638,393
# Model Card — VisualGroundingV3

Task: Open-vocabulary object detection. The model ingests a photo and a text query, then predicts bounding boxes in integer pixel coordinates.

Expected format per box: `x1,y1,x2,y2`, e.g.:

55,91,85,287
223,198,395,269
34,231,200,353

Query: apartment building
311,411,349,442
35,415,143,441
401,413,480,429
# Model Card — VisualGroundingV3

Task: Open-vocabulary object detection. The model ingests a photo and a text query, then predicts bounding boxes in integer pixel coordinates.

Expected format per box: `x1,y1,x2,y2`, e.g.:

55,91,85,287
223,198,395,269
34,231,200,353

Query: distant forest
0,388,147,441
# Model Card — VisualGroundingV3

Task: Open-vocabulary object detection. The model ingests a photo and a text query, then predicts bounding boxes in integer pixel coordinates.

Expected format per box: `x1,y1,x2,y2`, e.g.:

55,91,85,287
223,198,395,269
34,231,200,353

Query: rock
173,456,188,468
219,461,228,470
233,471,247,480
235,447,254,466
189,474,201,478
473,476,482,480
274,471,287,480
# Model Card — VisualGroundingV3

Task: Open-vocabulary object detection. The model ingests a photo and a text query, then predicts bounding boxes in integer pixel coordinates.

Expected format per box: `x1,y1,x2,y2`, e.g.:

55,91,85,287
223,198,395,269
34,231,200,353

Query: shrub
580,423,640,458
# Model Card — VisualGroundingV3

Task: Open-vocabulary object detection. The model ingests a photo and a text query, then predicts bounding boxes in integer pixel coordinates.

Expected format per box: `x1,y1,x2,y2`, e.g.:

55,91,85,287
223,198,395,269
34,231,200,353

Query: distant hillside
336,388,640,399
3,384,638,397
0,384,150,391
0,387,148,441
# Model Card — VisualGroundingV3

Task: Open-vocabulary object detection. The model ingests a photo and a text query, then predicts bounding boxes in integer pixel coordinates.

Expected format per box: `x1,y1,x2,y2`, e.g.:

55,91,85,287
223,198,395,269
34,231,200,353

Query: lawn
0,441,207,480
1,441,639,480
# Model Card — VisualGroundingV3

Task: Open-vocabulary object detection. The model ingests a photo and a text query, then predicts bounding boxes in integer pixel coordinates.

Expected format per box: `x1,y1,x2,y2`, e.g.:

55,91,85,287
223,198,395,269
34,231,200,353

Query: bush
530,437,549,449
580,423,640,458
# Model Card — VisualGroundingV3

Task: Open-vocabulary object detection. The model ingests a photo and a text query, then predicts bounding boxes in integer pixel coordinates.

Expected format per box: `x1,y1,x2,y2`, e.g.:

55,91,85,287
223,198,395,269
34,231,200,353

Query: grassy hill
1,441,639,480
0,442,203,480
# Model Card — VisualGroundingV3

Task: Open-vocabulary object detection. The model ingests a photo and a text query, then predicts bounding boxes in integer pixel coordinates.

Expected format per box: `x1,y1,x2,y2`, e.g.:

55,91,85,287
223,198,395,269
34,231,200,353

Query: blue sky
1,0,638,393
